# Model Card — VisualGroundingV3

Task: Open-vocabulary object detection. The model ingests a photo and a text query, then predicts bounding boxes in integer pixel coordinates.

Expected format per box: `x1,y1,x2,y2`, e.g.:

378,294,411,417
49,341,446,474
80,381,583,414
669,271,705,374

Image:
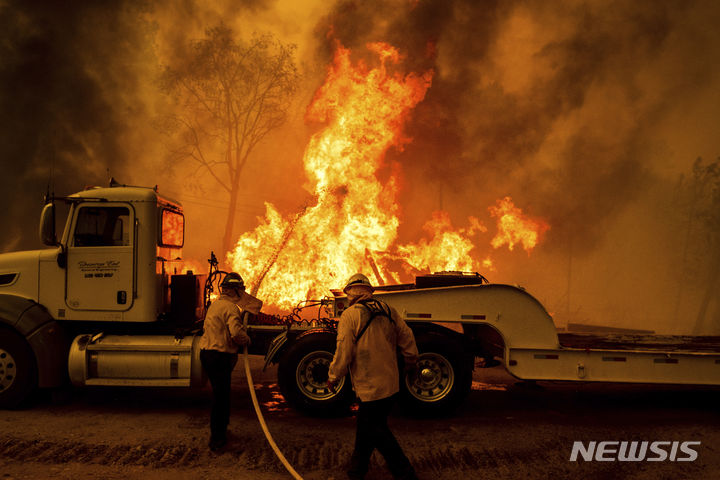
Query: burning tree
161,25,299,254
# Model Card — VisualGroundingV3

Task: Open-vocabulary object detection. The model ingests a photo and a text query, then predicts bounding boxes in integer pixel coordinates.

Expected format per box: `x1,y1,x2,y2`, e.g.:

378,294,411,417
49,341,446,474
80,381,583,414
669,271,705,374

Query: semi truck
1,183,720,415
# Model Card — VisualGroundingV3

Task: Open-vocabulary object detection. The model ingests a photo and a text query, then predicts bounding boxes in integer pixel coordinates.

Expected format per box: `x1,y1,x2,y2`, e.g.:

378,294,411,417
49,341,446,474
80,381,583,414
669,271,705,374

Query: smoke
0,0,299,252
0,0,159,249
2,0,720,332
315,0,716,244
308,0,720,333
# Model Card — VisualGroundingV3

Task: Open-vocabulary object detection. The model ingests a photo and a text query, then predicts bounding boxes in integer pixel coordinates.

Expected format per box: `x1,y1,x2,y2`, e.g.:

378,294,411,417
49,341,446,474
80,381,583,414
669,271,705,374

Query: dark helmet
221,272,245,290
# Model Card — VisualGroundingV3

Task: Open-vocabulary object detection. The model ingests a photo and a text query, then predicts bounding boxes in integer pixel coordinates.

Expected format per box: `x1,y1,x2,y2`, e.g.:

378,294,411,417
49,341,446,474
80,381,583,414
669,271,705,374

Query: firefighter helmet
343,273,374,294
221,272,245,291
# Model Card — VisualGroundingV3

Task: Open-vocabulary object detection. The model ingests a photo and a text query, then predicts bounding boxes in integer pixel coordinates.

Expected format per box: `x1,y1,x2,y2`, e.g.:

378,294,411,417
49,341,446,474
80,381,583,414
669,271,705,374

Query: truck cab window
160,209,184,247
73,207,130,247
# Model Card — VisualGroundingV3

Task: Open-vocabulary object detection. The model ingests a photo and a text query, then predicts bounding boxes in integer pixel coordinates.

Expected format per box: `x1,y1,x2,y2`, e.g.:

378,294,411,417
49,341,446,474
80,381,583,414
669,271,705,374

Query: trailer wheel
277,332,354,416
0,328,37,409
401,333,472,415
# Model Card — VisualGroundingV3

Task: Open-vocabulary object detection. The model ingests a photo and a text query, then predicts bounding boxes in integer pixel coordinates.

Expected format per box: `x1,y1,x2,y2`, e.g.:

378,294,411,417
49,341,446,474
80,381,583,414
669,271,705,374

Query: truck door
66,203,135,311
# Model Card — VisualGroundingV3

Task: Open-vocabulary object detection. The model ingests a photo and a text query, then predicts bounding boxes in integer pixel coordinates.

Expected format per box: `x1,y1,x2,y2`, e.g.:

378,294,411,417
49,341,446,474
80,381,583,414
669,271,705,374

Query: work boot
208,436,227,452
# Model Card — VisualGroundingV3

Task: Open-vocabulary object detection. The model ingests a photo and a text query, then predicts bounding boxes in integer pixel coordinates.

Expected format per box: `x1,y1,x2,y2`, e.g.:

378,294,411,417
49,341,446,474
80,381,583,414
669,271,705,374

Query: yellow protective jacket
328,295,419,402
199,292,261,353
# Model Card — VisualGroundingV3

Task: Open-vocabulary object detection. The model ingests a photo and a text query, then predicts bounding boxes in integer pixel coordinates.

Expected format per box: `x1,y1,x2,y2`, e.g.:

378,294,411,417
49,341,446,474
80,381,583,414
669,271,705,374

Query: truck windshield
73,206,131,247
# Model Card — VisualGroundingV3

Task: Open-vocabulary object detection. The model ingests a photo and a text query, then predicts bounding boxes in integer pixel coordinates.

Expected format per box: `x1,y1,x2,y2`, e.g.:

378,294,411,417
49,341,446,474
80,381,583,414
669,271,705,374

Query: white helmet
343,273,374,294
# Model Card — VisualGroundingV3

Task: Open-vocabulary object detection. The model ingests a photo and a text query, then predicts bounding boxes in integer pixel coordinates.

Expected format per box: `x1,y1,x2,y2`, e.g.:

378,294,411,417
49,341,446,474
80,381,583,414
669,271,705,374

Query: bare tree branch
159,24,299,254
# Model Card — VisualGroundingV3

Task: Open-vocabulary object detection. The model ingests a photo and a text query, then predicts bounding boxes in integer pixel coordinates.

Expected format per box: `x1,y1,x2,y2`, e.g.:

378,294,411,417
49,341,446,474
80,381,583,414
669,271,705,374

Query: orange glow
396,212,486,273
489,196,549,252
177,259,205,275
228,42,549,310
229,42,433,309
161,209,184,247
482,257,495,271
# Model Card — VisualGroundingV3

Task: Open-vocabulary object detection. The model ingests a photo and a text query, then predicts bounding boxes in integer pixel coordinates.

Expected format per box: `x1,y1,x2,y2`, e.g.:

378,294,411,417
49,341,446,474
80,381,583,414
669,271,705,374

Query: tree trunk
222,182,239,258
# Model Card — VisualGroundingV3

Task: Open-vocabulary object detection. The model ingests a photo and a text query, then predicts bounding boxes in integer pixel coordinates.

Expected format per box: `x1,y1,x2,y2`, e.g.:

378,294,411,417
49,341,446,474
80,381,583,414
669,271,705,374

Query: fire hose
205,258,306,478
242,312,304,480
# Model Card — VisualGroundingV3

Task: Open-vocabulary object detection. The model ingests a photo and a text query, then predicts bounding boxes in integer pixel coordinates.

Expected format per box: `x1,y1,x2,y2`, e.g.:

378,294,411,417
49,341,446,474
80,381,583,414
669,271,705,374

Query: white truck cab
0,185,204,407
2,186,185,321
50,187,183,322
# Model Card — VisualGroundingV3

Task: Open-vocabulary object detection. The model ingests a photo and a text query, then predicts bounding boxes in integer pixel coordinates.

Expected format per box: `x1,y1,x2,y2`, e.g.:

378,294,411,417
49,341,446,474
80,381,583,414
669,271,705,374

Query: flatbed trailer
2,183,718,416
375,282,720,383
256,277,720,415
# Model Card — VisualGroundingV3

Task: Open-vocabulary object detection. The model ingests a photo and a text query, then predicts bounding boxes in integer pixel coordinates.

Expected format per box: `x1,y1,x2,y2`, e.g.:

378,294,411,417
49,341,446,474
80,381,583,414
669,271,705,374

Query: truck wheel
0,328,38,409
400,333,473,415
277,332,354,416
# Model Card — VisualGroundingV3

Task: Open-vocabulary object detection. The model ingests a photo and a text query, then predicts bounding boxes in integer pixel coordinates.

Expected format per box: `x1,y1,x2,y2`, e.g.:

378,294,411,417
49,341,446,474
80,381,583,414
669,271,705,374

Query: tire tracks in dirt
0,437,203,469
0,435,704,479
0,434,541,473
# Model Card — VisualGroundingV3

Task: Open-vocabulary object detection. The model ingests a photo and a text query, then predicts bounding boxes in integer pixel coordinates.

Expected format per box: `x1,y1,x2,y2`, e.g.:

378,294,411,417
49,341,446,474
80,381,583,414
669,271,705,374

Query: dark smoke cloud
315,0,719,253
311,0,720,332
0,0,157,250
0,0,272,252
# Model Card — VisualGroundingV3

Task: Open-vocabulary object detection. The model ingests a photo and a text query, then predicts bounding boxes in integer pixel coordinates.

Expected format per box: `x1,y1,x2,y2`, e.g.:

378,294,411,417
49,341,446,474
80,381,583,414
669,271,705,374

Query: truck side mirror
39,203,57,246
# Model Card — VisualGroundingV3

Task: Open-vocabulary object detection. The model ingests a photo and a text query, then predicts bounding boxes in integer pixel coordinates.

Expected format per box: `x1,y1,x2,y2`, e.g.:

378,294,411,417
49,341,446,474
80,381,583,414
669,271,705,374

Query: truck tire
400,333,473,415
277,332,354,416
0,328,38,409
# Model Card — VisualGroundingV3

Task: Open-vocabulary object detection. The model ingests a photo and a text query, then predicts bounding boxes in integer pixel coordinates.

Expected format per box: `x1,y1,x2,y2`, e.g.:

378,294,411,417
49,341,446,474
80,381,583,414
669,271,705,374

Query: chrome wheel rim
0,348,17,393
295,351,344,400
406,352,454,403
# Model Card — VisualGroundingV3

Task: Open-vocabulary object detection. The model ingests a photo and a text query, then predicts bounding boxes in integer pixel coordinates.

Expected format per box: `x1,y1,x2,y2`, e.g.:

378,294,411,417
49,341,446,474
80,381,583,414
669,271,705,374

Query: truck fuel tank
68,334,205,387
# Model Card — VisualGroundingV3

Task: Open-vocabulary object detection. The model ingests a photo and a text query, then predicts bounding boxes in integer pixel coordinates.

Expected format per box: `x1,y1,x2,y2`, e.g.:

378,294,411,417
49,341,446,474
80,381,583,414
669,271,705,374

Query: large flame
489,196,549,252
395,212,485,274
228,42,548,310
229,42,432,308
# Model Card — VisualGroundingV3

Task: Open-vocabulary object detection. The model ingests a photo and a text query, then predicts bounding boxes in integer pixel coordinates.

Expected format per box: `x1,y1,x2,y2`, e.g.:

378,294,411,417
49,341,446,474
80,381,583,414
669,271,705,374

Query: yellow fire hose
242,314,304,479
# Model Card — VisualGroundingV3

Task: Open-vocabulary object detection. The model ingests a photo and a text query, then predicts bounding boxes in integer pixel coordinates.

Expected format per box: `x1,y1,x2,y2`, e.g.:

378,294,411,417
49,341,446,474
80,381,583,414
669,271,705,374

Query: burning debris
228,41,549,310
489,196,549,253
228,41,433,309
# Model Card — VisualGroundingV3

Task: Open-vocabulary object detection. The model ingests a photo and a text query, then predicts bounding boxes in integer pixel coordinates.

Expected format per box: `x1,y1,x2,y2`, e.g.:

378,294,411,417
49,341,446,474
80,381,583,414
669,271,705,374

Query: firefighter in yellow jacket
199,272,259,452
328,273,419,480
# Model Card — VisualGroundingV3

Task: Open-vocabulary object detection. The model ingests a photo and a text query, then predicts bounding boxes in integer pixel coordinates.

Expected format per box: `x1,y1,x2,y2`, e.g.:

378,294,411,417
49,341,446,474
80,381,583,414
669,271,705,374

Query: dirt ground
2,356,720,480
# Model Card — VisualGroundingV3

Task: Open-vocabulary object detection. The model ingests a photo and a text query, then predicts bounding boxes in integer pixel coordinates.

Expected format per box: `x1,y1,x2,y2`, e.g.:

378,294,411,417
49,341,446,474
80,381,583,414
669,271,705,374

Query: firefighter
199,272,253,452
328,273,420,480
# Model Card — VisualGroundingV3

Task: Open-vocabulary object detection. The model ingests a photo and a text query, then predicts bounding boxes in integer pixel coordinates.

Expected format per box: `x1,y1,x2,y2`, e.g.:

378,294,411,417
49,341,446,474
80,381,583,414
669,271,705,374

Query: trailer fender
407,321,466,343
263,330,289,371
263,327,336,371
375,284,560,351
0,294,69,389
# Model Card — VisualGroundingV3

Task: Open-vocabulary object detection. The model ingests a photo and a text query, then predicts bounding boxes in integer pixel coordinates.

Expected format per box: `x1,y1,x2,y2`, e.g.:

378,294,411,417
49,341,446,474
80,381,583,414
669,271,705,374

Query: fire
229,42,433,309
489,196,549,252
482,257,495,271
395,212,486,274
228,42,548,310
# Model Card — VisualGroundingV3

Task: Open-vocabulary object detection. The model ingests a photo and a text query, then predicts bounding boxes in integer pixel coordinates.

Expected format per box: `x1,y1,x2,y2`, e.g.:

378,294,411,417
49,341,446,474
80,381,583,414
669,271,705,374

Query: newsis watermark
570,441,701,462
